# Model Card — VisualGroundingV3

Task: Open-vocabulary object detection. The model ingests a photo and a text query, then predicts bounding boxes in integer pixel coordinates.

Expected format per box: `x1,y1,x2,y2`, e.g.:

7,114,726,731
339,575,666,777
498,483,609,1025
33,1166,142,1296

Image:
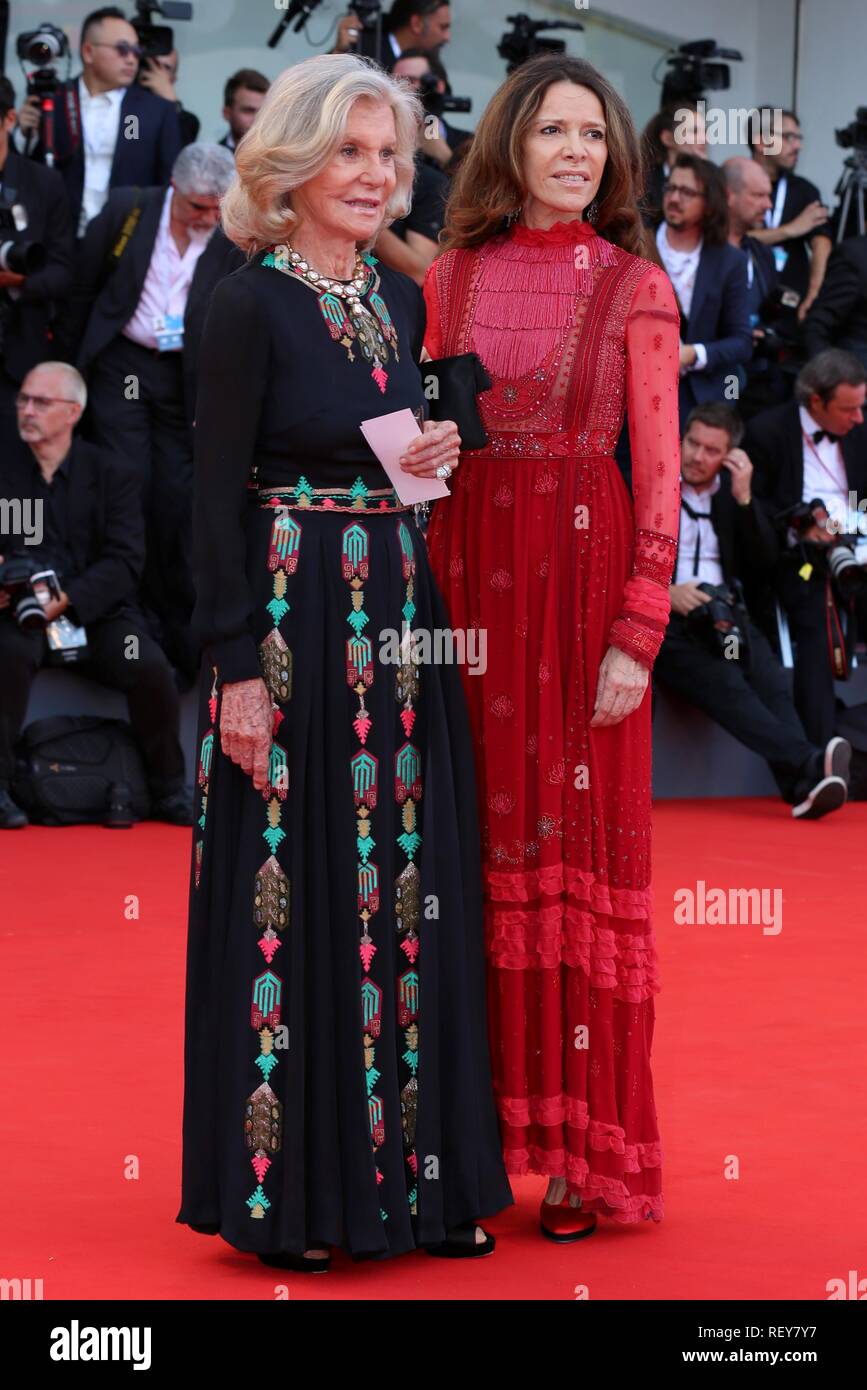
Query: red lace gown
422,219,681,1222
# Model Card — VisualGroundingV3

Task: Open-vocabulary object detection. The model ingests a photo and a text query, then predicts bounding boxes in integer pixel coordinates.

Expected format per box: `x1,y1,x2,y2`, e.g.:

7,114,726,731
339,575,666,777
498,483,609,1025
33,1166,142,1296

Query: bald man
724,157,788,419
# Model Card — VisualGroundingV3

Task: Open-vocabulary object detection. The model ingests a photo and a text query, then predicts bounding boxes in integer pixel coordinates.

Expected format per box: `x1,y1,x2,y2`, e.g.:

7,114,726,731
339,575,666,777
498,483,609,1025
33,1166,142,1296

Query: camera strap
64,81,82,154
825,574,849,680
95,188,143,296
680,494,714,577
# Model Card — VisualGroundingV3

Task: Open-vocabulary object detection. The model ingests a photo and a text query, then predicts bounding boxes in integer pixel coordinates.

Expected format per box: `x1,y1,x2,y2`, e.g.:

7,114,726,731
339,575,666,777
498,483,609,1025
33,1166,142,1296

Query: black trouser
0,609,186,795
86,336,198,681
654,611,820,802
776,551,867,747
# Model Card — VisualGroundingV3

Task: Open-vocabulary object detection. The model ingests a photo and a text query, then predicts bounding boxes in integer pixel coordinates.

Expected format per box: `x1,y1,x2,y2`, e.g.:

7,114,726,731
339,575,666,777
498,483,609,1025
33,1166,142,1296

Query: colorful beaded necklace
262,242,400,394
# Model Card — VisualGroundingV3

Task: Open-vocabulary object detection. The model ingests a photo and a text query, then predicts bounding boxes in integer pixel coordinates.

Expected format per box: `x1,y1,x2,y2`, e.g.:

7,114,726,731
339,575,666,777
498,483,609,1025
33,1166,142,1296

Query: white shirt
675,474,723,585
656,222,707,371
123,187,212,350
78,78,125,236
798,405,855,532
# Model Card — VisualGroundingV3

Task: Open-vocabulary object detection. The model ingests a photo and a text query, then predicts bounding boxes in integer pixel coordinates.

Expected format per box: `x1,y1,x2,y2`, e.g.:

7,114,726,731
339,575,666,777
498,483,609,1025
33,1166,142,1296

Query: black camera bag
11,715,151,825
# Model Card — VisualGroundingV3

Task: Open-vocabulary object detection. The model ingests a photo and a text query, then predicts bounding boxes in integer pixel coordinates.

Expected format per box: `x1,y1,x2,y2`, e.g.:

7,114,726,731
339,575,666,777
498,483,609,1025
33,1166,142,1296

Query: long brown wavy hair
440,55,648,256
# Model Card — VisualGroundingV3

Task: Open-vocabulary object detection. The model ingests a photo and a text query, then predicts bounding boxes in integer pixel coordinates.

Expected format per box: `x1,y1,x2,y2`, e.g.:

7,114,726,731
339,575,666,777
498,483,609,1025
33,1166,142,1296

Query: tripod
833,152,867,242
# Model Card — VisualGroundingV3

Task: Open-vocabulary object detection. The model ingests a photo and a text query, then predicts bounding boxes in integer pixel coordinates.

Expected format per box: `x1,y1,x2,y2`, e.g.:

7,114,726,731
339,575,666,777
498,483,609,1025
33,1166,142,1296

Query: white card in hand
360,408,451,505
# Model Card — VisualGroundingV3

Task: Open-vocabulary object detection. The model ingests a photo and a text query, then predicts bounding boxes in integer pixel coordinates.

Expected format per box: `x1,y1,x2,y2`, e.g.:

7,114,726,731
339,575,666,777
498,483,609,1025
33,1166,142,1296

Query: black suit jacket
26,78,182,232
0,435,144,625
679,240,753,408
745,399,867,528
60,185,244,424
0,150,75,382
706,465,779,586
802,236,867,360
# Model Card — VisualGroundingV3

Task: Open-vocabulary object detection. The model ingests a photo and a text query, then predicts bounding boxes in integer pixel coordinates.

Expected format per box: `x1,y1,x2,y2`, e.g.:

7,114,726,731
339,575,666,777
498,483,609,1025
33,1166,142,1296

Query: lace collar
509,218,599,248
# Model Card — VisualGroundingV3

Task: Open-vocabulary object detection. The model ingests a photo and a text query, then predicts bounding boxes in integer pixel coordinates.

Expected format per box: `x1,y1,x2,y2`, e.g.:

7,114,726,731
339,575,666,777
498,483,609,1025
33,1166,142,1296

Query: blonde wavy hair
220,53,421,256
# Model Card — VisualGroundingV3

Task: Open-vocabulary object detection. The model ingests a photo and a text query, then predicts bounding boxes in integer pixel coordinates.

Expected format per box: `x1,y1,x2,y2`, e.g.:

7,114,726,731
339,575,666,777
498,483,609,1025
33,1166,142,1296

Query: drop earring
585,198,599,224
506,203,523,226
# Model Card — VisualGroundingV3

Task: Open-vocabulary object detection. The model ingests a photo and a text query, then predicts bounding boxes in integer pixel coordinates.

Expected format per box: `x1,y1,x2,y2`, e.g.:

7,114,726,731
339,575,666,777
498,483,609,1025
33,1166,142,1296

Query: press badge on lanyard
154,312,184,351
766,176,789,275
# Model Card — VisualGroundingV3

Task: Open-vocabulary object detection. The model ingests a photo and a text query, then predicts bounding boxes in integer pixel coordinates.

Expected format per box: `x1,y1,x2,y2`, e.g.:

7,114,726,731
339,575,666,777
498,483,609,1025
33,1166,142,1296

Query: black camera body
688,579,751,665
0,553,61,629
132,0,193,66
0,203,47,277
16,22,70,99
418,71,471,120
835,106,867,152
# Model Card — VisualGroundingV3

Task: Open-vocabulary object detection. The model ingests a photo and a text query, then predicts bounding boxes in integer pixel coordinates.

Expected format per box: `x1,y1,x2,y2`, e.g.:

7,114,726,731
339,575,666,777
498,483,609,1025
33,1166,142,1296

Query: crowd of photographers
1,0,866,828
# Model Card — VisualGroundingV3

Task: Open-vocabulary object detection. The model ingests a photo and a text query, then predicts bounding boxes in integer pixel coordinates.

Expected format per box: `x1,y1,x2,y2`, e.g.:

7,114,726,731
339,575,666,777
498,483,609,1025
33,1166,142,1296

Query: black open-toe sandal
257,1249,331,1273
425,1223,496,1259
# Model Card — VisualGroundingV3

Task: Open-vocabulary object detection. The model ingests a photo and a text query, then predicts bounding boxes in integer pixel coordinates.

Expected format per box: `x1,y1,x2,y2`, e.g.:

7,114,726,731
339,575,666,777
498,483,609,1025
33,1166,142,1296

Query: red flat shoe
540,1196,598,1243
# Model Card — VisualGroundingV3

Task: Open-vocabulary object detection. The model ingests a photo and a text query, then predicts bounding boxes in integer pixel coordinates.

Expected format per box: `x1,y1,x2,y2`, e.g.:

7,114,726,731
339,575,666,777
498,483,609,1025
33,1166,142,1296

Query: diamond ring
436,463,453,479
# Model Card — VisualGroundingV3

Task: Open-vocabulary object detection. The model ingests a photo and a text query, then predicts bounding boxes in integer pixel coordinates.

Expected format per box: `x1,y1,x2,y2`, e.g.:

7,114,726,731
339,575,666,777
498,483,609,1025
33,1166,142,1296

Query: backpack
12,715,151,825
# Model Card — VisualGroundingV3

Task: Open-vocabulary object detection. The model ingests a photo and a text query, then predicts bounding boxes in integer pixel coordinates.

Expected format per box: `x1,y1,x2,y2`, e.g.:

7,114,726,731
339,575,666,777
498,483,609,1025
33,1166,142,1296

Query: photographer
393,48,470,169
334,0,452,68
803,235,867,369
724,155,792,419
0,78,74,434
0,361,189,829
137,46,200,148
749,109,832,321
60,144,241,685
14,6,182,237
655,403,850,819
746,349,867,748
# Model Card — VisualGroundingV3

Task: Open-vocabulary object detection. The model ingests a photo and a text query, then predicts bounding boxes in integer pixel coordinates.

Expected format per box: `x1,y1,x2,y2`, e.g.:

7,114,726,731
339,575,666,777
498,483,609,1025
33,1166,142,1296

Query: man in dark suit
58,143,242,684
749,108,833,319
746,349,867,747
656,154,753,424
0,78,75,435
0,361,190,829
654,403,851,818
14,6,181,238
803,236,867,368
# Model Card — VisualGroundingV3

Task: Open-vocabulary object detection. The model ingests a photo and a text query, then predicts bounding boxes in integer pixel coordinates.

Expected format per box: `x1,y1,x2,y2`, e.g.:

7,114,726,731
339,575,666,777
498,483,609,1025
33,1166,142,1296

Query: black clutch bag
420,352,492,451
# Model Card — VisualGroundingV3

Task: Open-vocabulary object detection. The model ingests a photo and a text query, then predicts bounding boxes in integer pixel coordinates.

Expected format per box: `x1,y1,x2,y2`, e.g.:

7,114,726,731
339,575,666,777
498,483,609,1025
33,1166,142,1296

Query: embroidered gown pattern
422,219,681,1221
176,248,511,1257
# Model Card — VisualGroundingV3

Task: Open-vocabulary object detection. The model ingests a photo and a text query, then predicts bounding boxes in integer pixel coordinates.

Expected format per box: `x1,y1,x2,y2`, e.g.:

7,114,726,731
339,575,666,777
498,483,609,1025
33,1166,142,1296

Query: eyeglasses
16,392,77,411
663,183,703,200
780,132,802,143
91,41,143,59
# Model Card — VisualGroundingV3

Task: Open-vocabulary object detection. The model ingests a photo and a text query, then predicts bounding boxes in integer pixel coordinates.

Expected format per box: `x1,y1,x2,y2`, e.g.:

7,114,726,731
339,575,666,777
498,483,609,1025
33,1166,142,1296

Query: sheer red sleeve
607,265,681,671
422,260,444,358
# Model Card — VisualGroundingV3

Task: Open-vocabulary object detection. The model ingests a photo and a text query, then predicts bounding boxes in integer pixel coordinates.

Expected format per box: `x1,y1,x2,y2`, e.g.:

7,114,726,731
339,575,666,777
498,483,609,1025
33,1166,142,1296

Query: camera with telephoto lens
0,203,47,277
15,23,70,99
0,552,89,662
687,579,751,665
782,497,867,601
0,552,61,628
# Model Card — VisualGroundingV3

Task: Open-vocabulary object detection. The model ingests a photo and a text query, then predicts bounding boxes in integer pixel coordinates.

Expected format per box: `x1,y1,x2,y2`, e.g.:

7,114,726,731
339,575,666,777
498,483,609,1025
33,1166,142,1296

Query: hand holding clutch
420,352,492,452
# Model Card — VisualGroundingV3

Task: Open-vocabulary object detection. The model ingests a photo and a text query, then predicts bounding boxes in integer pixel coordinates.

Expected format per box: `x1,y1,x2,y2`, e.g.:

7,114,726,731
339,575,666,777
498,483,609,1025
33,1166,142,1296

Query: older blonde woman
175,53,512,1270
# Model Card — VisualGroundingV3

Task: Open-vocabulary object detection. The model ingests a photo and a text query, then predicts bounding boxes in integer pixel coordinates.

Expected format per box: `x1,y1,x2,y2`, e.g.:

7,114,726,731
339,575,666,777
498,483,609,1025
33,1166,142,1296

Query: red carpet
1,798,864,1301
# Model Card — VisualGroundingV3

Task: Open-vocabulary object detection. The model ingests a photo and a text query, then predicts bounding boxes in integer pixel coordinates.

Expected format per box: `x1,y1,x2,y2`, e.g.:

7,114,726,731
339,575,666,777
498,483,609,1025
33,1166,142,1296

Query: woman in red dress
421,55,681,1238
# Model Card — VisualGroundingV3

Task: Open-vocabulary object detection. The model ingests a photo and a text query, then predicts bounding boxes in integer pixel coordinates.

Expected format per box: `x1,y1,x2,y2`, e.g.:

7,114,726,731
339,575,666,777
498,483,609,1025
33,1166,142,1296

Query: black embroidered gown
175,246,512,1258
